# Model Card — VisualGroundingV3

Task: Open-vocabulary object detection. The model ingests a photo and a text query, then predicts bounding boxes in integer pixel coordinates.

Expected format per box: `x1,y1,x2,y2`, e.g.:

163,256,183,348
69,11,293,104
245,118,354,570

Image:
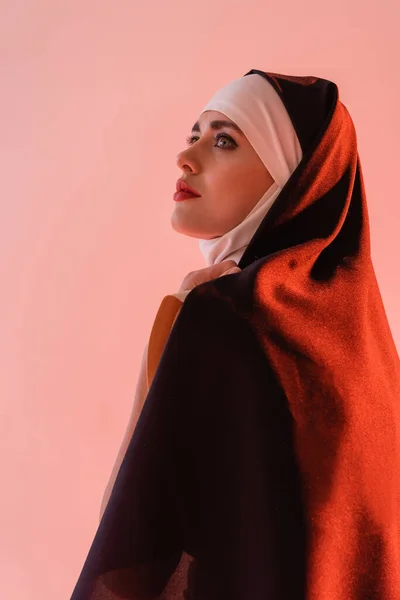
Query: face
171,110,274,240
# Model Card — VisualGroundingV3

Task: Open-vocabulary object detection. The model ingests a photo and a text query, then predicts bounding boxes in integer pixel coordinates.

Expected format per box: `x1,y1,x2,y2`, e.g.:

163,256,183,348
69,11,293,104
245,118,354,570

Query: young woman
98,72,297,524
71,70,400,600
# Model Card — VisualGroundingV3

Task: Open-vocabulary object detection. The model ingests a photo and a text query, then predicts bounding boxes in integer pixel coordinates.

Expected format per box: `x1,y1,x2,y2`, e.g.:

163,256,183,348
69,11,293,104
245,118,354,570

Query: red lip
176,179,201,197
173,191,199,202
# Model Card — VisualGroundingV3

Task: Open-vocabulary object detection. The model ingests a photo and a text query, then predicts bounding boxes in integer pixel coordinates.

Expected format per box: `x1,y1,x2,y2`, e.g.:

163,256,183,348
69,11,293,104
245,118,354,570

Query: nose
176,146,199,173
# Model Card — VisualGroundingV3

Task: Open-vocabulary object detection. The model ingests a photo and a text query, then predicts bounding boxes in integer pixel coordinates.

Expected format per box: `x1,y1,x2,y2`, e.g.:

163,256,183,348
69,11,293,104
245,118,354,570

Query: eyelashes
185,132,238,150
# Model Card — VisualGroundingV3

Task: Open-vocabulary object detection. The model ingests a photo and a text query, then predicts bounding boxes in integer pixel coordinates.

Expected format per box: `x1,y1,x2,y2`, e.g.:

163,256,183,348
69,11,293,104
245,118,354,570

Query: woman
70,70,400,600
98,72,296,523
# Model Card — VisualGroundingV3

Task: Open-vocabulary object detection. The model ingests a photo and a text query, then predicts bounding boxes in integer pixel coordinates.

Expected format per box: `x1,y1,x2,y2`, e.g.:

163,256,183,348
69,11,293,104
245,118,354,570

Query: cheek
210,164,248,201
214,165,264,219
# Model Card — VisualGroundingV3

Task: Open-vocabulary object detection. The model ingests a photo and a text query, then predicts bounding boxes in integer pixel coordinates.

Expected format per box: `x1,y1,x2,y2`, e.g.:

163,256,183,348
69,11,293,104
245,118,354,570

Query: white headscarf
198,73,303,267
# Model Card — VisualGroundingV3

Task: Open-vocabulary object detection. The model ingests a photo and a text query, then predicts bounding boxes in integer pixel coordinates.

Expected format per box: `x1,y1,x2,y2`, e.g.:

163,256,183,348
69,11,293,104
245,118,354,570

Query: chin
170,212,217,240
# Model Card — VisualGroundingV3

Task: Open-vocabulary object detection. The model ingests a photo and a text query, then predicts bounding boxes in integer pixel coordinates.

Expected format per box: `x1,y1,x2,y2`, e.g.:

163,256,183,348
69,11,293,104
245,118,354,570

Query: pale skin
174,110,274,288
172,109,274,240
99,111,274,519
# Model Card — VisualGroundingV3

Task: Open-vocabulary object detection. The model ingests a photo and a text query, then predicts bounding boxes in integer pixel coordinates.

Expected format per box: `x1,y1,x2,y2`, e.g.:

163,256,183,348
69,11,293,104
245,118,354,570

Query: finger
219,267,241,277
209,260,238,277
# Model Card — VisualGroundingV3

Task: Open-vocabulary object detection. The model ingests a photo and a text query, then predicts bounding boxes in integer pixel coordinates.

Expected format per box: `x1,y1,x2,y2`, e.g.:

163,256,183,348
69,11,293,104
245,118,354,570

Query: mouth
173,190,201,202
176,179,201,197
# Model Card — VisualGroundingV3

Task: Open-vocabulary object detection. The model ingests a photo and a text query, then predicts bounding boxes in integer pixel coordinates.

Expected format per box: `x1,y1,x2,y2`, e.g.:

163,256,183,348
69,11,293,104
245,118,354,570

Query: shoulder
155,280,264,381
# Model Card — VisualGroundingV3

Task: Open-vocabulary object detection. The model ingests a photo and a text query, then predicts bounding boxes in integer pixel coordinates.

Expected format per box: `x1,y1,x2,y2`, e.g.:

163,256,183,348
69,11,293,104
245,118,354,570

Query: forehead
198,110,233,122
191,111,244,136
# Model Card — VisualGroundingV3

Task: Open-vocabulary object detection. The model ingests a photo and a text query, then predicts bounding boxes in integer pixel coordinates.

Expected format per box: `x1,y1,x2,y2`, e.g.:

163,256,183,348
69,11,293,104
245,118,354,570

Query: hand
178,260,241,293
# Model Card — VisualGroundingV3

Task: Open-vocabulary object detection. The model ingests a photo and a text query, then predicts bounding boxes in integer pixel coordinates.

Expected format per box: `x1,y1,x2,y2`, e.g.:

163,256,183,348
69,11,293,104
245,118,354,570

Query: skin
171,110,275,240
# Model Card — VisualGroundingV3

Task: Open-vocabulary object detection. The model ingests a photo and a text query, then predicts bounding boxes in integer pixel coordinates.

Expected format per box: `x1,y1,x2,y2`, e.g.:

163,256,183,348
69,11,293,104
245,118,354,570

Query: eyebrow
191,119,245,136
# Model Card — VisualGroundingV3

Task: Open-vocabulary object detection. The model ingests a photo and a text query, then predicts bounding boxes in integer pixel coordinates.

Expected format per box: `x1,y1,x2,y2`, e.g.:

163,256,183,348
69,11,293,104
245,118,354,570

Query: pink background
0,2,399,598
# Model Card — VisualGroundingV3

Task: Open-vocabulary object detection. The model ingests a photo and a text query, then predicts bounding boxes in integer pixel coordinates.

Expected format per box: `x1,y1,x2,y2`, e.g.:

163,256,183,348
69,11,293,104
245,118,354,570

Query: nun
71,70,400,600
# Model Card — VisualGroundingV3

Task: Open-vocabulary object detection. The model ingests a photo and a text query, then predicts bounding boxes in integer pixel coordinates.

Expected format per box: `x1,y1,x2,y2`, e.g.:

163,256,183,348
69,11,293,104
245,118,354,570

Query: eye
185,132,237,149
185,135,198,145
214,132,237,149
